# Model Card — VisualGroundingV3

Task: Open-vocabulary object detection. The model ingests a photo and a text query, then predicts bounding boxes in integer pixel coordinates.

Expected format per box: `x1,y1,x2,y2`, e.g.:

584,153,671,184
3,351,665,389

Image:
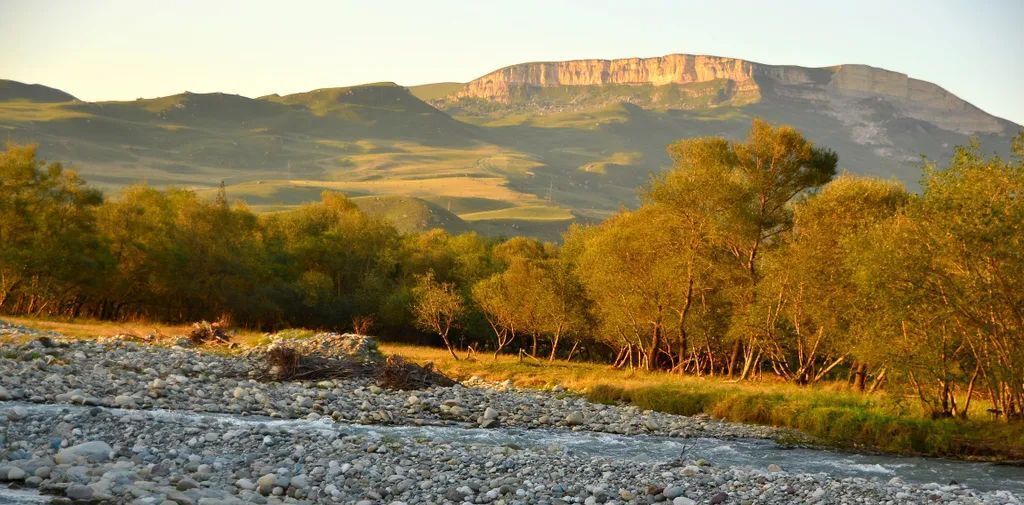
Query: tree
535,258,591,360
572,207,696,370
472,272,522,358
263,192,401,327
412,271,465,359
658,119,837,378
759,176,909,384
0,144,108,315
853,141,1024,418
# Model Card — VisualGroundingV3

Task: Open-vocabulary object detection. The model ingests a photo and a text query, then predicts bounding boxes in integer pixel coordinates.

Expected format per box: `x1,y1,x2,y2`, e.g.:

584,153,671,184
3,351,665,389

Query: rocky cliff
456,55,761,100
451,54,1011,135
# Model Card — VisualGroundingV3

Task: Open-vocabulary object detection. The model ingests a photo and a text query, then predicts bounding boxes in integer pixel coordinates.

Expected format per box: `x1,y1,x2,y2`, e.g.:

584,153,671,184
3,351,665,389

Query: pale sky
2,0,1022,125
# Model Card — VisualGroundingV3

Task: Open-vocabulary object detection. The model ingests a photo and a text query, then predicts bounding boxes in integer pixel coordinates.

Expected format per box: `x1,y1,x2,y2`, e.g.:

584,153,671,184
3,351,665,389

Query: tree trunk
852,362,867,392
867,367,887,394
548,330,562,361
727,340,742,378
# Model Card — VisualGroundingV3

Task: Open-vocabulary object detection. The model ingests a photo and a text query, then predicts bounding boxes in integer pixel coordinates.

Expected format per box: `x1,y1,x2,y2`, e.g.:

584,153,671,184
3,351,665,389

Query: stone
767,464,782,473
664,486,685,498
66,484,95,500
256,473,277,496
565,411,585,426
290,475,309,489
114,394,137,408
673,498,696,505
5,467,26,480
710,492,729,504
55,440,113,464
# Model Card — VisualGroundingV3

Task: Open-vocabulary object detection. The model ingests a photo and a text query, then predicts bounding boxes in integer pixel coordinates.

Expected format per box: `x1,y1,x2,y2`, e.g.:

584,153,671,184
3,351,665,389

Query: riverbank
2,324,1022,503
383,343,1024,462
5,315,1024,461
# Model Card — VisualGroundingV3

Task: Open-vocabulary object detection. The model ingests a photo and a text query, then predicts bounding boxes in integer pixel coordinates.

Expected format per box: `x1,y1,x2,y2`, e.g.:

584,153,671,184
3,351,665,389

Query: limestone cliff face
458,55,761,100
452,54,1010,135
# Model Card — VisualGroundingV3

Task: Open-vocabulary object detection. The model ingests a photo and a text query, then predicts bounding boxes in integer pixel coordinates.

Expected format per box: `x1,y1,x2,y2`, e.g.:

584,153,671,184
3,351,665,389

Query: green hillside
408,82,465,101
350,195,469,234
0,79,77,102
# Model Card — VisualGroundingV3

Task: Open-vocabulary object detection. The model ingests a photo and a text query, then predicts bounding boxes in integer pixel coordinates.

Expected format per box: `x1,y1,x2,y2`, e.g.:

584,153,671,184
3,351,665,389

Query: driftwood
379,356,455,390
188,320,232,345
265,345,373,380
254,334,455,390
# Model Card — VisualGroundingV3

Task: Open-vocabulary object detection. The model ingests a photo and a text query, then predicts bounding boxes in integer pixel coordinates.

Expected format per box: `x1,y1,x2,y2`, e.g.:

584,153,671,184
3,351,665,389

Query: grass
378,342,1024,461
459,205,574,222
407,82,465,102
5,315,1023,461
1,315,265,343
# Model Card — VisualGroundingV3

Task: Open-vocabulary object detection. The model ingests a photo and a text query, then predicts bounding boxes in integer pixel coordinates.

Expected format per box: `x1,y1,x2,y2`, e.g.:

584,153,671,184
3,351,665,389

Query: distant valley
1,54,1019,240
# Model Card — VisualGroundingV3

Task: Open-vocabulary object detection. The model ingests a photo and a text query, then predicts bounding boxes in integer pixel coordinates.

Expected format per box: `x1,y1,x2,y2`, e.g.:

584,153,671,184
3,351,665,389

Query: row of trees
2,120,1021,420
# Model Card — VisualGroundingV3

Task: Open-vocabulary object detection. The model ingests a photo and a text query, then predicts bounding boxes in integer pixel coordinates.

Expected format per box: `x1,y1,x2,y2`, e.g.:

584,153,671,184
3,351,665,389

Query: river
2,402,1022,503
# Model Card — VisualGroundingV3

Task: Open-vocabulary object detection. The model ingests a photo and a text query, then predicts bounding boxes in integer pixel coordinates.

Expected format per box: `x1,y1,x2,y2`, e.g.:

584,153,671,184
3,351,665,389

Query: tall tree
412,271,465,359
759,176,909,384
659,119,837,378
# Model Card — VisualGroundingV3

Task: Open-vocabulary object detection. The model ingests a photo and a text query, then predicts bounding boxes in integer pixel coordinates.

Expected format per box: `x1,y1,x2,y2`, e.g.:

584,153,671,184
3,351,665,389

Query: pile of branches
188,320,232,345
253,336,455,390
379,356,456,390
264,345,374,381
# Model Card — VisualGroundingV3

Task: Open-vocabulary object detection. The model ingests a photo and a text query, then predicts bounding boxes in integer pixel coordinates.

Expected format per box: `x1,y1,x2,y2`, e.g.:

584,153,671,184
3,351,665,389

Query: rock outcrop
456,55,762,100
451,54,1011,135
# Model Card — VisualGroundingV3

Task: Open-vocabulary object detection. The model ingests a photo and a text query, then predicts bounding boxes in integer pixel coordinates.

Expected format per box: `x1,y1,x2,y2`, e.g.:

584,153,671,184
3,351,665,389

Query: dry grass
3,316,264,343
379,343,1024,461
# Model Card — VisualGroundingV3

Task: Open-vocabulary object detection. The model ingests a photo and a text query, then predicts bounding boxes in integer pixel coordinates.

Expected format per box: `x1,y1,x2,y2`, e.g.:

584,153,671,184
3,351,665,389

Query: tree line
2,119,1021,420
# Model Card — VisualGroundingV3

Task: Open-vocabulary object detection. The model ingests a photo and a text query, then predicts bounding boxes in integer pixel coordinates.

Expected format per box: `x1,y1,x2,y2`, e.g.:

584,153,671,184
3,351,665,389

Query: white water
2,401,1023,502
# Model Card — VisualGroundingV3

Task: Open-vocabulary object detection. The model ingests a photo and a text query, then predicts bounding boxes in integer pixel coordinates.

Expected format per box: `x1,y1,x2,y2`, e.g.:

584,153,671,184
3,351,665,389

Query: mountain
1,54,1018,238
350,195,470,235
0,79,78,102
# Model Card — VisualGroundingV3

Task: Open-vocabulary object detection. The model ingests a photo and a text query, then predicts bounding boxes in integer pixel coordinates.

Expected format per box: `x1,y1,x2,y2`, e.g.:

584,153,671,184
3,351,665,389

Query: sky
2,0,1022,125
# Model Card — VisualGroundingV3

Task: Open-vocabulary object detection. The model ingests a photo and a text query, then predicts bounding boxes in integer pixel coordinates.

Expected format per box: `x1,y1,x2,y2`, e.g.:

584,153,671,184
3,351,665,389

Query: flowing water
2,402,1023,503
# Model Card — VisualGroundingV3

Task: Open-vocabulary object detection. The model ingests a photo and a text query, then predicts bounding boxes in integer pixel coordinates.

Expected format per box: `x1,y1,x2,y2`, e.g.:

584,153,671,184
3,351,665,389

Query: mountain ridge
0,53,1019,240
445,54,1014,136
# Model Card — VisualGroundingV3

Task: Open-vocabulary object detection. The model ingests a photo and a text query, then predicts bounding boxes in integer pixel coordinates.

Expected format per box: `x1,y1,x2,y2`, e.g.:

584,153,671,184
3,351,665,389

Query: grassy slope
5,315,1022,461
350,195,469,234
408,82,465,102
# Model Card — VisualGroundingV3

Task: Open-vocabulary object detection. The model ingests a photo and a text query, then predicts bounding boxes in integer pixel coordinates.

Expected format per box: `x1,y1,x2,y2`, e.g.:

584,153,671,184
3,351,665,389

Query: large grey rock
5,467,26,480
66,484,95,500
55,441,113,464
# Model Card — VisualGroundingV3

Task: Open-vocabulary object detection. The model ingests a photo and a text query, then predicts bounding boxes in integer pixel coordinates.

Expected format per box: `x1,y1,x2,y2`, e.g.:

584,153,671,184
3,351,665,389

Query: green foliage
0,144,109,312
852,142,1024,418
411,271,465,358
756,176,910,383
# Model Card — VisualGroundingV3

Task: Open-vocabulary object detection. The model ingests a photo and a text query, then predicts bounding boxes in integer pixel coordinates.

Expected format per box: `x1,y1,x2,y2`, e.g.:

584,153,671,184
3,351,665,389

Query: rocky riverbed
1,322,1022,504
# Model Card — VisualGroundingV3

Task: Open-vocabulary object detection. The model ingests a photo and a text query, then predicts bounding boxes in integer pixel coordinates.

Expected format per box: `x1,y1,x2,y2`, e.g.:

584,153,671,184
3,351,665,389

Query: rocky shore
1,322,1021,504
